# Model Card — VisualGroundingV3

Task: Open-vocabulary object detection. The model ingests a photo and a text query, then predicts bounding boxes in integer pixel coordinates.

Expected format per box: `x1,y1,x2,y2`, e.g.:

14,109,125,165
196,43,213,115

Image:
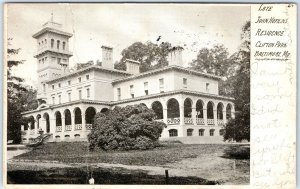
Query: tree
114,41,172,72
88,104,165,150
7,39,28,143
190,44,235,77
223,21,250,142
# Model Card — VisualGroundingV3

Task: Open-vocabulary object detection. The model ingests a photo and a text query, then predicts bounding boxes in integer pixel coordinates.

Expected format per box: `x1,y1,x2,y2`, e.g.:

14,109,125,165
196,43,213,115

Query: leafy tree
88,104,165,150
7,39,28,143
224,21,250,142
114,41,172,72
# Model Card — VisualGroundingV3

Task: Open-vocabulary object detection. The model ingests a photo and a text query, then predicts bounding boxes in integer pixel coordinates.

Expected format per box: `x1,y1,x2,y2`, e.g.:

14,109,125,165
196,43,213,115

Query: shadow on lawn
221,145,250,160
7,166,219,185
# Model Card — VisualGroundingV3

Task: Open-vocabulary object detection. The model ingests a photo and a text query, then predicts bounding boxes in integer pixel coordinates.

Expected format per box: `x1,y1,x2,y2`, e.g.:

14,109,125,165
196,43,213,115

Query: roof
112,65,221,84
32,27,73,38
46,65,132,84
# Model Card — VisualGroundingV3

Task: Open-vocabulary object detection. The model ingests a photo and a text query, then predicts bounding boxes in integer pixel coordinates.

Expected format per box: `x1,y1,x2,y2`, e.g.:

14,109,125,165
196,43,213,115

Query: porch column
223,110,227,124
213,109,218,125
163,108,168,125
232,105,236,119
35,119,38,135
203,108,207,126
82,114,86,132
180,105,184,126
192,107,197,126
49,116,56,134
28,122,32,135
41,119,46,132
62,116,65,133
72,115,75,131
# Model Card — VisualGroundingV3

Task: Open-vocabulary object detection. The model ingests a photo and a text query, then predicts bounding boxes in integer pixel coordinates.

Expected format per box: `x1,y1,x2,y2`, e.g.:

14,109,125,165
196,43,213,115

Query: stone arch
217,102,224,120
184,98,193,117
85,107,96,124
55,111,62,126
74,107,82,124
151,101,163,119
28,116,35,130
196,99,204,118
207,101,214,119
167,98,180,118
226,104,232,119
36,114,41,129
100,108,109,113
64,109,72,125
43,112,50,133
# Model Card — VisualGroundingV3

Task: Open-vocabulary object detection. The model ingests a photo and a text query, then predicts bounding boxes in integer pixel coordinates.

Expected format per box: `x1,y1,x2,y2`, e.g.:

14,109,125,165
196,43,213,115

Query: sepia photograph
5,3,251,185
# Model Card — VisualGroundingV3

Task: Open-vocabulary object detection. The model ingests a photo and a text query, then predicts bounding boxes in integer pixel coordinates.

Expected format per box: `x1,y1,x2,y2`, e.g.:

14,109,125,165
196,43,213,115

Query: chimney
101,45,113,69
168,46,184,66
125,59,140,75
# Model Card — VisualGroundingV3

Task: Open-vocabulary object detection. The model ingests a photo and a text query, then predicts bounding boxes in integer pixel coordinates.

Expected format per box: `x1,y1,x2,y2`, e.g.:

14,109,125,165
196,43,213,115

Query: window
68,80,71,85
199,129,204,136
57,40,60,49
159,78,164,93
78,90,82,100
45,39,47,44
62,42,66,50
219,129,225,136
183,78,187,88
169,129,178,137
117,88,121,100
68,92,71,102
144,82,148,95
57,58,61,65
45,57,47,62
187,129,193,136
209,129,215,136
87,88,90,98
52,97,55,104
78,77,81,83
86,75,89,80
58,83,61,88
130,85,134,98
51,39,54,48
206,83,210,92
43,84,46,92
58,95,61,104
52,85,54,90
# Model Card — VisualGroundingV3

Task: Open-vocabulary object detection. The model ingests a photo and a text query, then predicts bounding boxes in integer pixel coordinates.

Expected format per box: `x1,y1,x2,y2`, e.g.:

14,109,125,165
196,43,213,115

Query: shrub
223,145,250,159
88,104,165,151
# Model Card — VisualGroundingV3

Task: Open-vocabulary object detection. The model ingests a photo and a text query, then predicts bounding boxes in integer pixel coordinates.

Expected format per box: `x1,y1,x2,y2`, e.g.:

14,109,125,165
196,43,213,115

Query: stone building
21,20,235,143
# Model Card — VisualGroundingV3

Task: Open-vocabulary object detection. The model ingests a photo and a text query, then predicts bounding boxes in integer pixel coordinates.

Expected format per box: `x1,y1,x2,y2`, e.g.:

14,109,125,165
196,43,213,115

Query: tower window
130,85,134,98
68,92,71,102
86,75,89,80
58,83,61,88
43,84,46,92
117,88,121,100
52,85,54,90
87,88,90,98
62,42,66,50
52,97,55,104
57,58,61,65
45,39,47,44
183,78,187,88
57,40,60,49
206,83,210,92
68,80,71,86
78,90,82,100
78,77,81,83
159,78,164,93
51,39,54,48
58,95,61,104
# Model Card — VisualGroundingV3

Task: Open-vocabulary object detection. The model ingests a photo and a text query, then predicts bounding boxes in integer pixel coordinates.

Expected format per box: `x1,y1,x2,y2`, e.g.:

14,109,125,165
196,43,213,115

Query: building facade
21,20,235,143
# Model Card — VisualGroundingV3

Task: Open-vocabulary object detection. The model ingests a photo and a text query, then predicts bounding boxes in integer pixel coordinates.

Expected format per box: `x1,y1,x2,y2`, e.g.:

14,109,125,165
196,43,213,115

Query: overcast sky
7,3,250,86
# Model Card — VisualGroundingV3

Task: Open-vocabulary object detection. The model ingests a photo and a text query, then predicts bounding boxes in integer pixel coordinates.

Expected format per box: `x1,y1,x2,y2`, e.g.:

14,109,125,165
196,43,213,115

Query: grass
14,142,239,166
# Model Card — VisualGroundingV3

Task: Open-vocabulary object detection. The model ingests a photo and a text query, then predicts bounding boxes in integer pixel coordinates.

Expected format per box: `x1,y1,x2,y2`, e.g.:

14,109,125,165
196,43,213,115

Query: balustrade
196,118,205,125
56,126,62,132
207,119,215,125
167,117,180,125
75,124,82,130
155,119,164,122
184,117,193,124
217,119,224,126
86,124,92,130
65,125,72,131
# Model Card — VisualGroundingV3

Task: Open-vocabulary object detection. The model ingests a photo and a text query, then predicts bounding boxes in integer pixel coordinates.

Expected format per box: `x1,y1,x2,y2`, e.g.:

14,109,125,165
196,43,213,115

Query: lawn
14,142,243,166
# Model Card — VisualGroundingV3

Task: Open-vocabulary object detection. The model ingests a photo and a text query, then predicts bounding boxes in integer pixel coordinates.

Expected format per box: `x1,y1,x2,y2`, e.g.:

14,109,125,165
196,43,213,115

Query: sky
6,3,250,87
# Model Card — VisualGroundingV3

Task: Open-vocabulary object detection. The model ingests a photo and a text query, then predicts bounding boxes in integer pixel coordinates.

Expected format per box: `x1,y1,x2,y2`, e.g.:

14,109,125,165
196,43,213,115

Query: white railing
155,119,164,122
65,125,72,131
75,124,82,130
196,118,205,125
207,119,215,125
30,130,35,135
167,117,180,125
217,119,224,126
56,126,62,132
86,124,92,130
184,117,193,124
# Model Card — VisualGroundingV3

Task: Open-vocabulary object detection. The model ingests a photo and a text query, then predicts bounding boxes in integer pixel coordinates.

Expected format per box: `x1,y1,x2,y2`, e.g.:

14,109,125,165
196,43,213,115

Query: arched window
62,41,66,50
57,40,60,49
43,113,50,133
85,107,96,124
184,98,192,117
187,129,193,136
100,108,109,113
36,114,41,129
151,101,163,119
196,100,204,118
207,101,214,119
55,111,62,126
199,129,205,136
74,134,80,138
217,103,224,120
64,109,72,125
51,39,54,48
167,98,180,118
29,116,35,130
74,107,82,124
209,129,215,136
169,129,178,137
226,104,232,119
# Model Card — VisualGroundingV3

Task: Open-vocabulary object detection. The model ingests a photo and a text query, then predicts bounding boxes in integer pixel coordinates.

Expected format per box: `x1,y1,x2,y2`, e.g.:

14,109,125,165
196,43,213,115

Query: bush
223,145,250,159
88,104,165,151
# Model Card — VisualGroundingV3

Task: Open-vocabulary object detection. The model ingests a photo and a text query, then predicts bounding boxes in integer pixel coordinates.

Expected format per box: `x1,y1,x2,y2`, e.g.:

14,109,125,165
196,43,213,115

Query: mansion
21,20,235,143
